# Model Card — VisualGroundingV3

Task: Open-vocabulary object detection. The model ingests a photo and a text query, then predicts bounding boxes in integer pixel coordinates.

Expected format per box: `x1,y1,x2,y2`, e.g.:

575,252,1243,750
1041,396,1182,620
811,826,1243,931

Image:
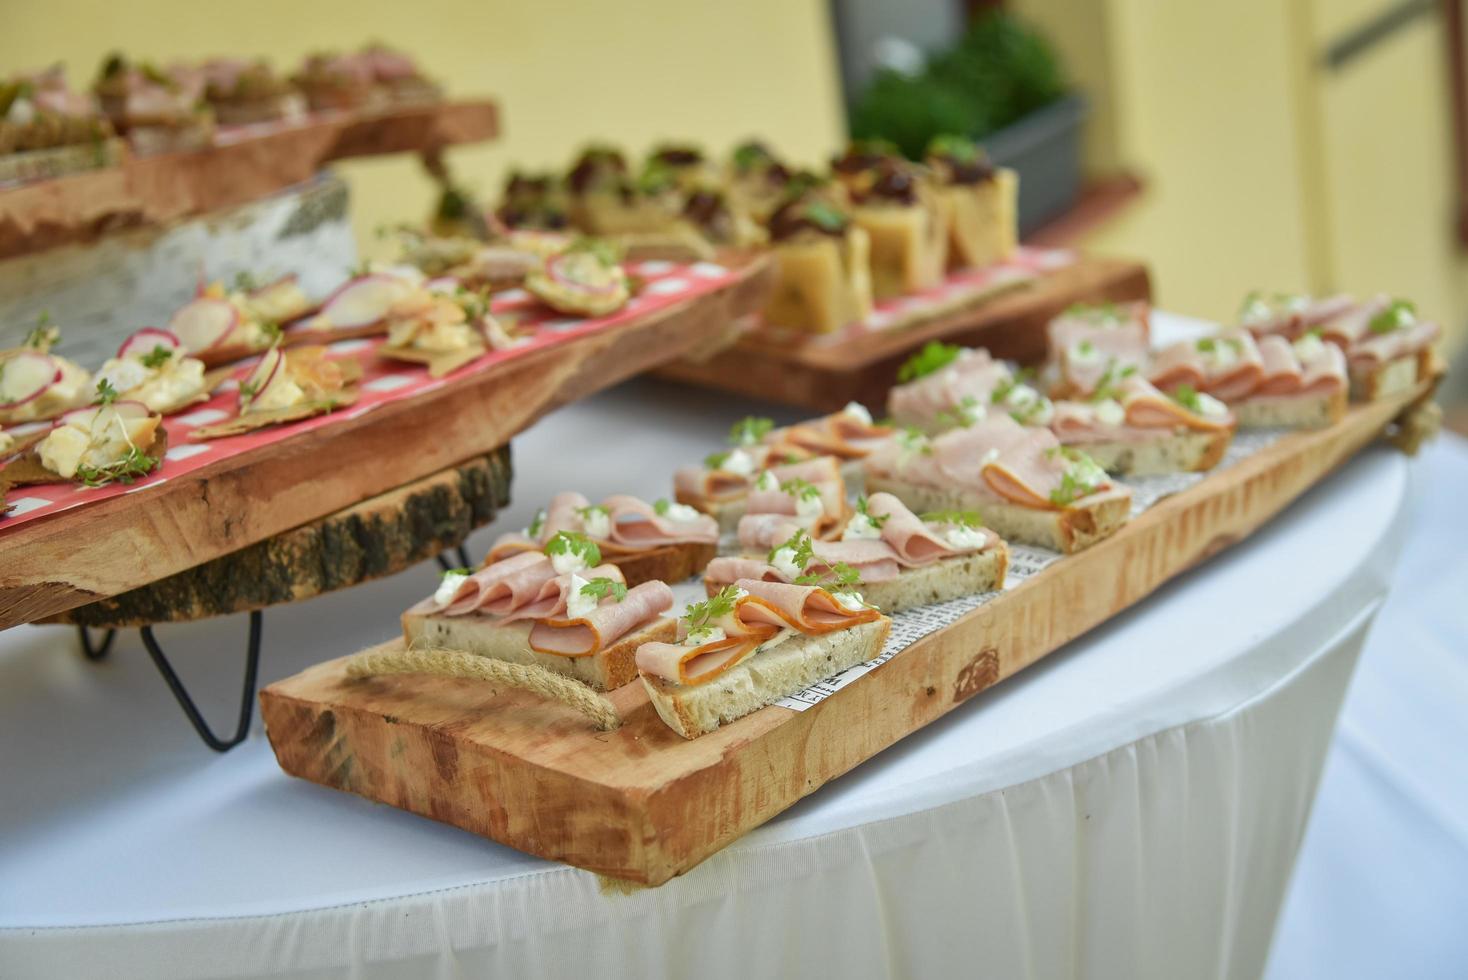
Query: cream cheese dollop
661,501,703,523
1293,332,1327,361
770,546,805,579
1094,398,1125,427
579,507,611,539
754,470,780,492
945,525,986,550
565,573,596,618
434,571,468,607
551,550,589,575
720,448,756,476
842,512,883,541
1195,392,1230,418
843,401,873,424
683,625,727,647
833,590,869,612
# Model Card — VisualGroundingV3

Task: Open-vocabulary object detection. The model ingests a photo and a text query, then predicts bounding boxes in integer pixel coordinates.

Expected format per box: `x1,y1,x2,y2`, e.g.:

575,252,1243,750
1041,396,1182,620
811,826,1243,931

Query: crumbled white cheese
770,547,805,579
433,571,468,607
842,512,883,541
843,401,873,424
96,358,151,396
1094,398,1126,427
945,525,986,550
661,501,703,523
565,573,596,618
551,550,589,575
720,448,755,476
793,491,825,520
580,508,611,539
1195,392,1230,418
683,625,726,647
833,590,869,612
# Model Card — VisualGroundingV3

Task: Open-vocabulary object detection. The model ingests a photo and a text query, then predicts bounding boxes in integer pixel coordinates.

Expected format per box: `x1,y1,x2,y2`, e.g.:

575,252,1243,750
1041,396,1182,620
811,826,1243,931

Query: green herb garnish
575,503,610,522
75,445,158,487
855,495,891,529
704,450,732,470
1089,360,1137,403
779,477,822,502
1047,448,1107,507
683,584,743,632
898,341,963,383
729,416,774,446
767,528,816,569
896,425,933,455
802,199,847,233
544,530,602,567
94,378,119,406
527,508,546,538
139,345,174,369
1368,298,1416,335
440,566,473,578
231,270,260,293
580,576,628,602
24,312,57,350
796,560,863,592
652,498,671,516
1171,383,1203,413
1065,302,1122,325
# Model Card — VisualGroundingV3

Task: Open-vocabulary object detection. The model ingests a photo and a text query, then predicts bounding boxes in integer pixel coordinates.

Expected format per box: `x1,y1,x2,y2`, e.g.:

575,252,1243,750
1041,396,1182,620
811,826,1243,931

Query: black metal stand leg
141,610,262,753
77,626,116,661
435,543,472,571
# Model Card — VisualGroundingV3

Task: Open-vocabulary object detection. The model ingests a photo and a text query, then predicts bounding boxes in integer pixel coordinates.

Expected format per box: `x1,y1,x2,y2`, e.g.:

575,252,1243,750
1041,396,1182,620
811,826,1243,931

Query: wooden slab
0,257,771,632
260,377,1436,885
48,446,511,629
657,254,1151,412
0,100,498,260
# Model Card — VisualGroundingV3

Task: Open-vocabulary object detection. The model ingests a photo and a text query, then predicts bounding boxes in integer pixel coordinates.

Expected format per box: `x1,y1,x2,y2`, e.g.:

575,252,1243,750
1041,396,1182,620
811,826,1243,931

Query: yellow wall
1,0,847,257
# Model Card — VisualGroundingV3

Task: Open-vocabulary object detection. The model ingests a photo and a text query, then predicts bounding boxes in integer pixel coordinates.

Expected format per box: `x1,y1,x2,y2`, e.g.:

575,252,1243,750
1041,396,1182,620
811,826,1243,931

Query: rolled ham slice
1201,330,1264,402
737,513,810,551
498,563,624,624
1148,342,1206,394
1254,335,1303,395
1320,296,1389,348
1048,303,1151,396
603,494,719,548
865,491,995,564
768,411,893,460
529,580,674,656
1347,318,1440,371
1241,294,1357,338
543,491,591,539
1120,376,1233,431
485,530,540,564
636,579,881,686
887,348,1011,428
930,416,1104,510
1300,343,1347,394
423,551,554,617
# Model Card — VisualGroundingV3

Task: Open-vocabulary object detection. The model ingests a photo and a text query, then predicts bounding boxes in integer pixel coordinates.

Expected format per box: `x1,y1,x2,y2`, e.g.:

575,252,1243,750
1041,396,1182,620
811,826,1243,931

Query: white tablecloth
0,316,1420,979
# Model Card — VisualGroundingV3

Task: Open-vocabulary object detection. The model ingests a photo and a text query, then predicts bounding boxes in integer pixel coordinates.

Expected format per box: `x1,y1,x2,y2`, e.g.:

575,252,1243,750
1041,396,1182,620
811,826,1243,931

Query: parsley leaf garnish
95,378,119,405
75,445,159,487
704,450,732,470
779,477,822,502
896,426,933,455
897,341,962,383
575,503,610,522
1047,448,1107,507
544,530,601,567
683,584,743,632
652,498,671,516
580,576,628,602
767,528,816,569
855,495,890,529
1171,383,1203,413
526,509,547,537
139,345,174,369
440,566,473,578
796,560,863,593
1369,298,1416,335
728,415,774,446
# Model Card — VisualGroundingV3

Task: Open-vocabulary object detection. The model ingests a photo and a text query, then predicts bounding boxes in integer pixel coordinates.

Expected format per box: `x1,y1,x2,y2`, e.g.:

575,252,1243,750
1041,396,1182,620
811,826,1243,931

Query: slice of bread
865,474,1130,554
1233,389,1347,429
401,612,676,691
1065,428,1232,476
611,541,717,587
640,617,891,738
1350,349,1430,402
709,547,1009,612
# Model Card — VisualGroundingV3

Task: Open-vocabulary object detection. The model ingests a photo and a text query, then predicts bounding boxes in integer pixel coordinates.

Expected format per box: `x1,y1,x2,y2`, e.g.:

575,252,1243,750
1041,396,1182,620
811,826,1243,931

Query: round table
0,317,1417,980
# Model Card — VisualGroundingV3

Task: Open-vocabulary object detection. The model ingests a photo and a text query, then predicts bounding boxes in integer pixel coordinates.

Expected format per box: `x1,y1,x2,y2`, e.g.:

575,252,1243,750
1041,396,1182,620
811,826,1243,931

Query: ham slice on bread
887,347,1013,431
1046,302,1150,398
1231,334,1349,429
766,406,894,460
1238,292,1357,339
637,579,891,738
485,492,718,585
402,550,676,691
1148,329,1263,403
1047,376,1236,474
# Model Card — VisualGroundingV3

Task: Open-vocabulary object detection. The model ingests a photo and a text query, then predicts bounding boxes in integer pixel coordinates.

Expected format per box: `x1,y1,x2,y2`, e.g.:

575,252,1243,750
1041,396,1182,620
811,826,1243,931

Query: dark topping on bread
831,139,900,175
566,146,627,194
650,144,703,168
850,163,919,205
925,135,995,185
768,197,849,242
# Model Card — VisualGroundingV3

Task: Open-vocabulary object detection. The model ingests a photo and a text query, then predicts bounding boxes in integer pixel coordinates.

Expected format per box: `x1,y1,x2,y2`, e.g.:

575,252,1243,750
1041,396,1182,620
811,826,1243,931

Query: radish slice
0,352,63,408
241,347,283,403
545,253,622,296
169,298,240,352
62,399,152,428
118,328,184,360
317,274,416,328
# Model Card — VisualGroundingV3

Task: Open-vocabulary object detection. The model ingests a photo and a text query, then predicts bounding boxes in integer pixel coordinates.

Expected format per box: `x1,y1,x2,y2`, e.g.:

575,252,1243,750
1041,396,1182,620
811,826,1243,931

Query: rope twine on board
345,647,623,731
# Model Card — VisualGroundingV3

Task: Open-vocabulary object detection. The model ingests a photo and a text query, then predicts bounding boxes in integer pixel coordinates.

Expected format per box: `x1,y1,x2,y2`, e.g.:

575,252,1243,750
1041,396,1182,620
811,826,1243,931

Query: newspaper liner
770,427,1286,710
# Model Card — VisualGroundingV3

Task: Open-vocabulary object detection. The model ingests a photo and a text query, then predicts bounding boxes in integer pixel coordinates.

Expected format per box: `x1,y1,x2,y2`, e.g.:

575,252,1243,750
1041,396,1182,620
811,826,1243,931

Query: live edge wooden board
658,253,1151,412
0,100,499,260
261,376,1437,886
0,258,771,632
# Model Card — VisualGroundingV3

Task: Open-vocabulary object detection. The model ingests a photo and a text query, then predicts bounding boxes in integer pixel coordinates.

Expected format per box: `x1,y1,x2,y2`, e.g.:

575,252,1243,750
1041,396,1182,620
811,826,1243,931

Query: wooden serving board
0,258,771,632
260,377,1436,885
0,100,498,261
657,254,1151,412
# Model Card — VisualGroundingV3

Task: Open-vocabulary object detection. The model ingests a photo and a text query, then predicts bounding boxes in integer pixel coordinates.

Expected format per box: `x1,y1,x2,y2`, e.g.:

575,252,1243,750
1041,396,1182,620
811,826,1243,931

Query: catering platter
259,364,1439,885
658,250,1151,411
0,100,498,260
0,256,771,631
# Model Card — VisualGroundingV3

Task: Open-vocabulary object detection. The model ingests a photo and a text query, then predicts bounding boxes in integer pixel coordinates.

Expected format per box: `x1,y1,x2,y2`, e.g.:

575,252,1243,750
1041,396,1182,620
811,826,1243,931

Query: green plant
848,11,1067,159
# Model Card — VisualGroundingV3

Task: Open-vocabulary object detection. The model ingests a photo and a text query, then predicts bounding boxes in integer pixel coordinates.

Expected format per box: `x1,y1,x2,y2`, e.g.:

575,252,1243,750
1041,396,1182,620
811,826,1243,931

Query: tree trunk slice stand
658,254,1151,412
261,374,1439,885
0,100,499,261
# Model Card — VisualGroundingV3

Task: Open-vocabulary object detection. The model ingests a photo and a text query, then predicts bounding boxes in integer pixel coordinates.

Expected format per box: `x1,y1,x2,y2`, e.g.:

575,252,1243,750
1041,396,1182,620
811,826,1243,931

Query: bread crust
611,541,717,587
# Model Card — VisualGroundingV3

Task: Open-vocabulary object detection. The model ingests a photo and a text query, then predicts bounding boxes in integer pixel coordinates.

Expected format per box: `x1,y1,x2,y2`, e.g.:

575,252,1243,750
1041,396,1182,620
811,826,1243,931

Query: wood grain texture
0,257,772,632
657,254,1151,412
49,447,511,629
260,375,1438,885
0,101,498,260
